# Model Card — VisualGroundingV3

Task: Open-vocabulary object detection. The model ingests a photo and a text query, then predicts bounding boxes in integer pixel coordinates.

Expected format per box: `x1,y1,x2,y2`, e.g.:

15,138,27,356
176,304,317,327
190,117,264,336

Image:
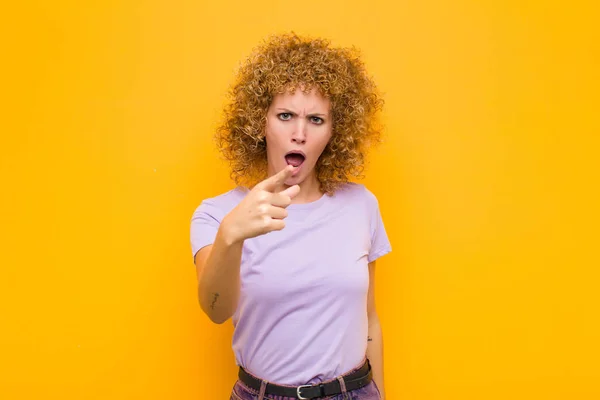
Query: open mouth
285,151,306,167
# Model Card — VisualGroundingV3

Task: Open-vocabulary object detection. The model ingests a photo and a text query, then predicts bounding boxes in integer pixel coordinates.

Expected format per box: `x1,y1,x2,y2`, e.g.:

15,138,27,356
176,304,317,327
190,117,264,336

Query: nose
291,120,307,144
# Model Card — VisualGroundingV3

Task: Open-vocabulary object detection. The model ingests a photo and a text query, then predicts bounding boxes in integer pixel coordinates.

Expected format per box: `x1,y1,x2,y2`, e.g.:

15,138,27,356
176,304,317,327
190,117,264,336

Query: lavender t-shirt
190,182,392,385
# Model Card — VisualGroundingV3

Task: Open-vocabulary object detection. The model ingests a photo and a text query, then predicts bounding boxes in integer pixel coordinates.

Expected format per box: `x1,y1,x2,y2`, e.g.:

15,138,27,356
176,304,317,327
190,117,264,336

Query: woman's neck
289,173,323,204
267,171,322,204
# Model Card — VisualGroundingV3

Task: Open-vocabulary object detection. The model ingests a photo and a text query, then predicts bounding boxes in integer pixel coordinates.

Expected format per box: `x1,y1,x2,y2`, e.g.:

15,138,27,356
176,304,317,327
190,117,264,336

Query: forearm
197,219,243,324
366,314,385,399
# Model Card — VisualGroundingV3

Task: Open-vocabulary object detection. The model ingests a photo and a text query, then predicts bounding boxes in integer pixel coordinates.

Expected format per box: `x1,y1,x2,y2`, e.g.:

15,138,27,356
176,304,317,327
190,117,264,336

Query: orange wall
1,1,599,399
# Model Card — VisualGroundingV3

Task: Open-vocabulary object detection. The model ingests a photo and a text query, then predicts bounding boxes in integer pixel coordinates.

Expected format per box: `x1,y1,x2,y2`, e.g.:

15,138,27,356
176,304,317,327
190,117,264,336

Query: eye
278,113,292,121
310,116,324,125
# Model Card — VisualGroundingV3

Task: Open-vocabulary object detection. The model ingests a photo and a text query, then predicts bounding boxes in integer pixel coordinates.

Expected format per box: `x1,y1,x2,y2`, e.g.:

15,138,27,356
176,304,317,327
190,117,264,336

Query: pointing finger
256,165,295,192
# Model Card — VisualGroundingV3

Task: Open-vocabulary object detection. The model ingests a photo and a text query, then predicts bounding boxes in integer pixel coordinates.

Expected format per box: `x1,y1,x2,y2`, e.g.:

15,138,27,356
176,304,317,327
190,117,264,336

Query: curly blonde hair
214,32,385,195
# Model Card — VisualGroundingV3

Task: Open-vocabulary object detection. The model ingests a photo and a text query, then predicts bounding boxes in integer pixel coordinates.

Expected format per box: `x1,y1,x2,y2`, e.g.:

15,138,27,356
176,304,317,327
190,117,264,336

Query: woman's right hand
222,165,300,243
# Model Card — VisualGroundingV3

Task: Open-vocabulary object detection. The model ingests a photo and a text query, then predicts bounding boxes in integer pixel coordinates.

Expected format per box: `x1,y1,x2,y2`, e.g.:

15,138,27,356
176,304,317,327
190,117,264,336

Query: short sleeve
190,199,222,262
367,191,392,263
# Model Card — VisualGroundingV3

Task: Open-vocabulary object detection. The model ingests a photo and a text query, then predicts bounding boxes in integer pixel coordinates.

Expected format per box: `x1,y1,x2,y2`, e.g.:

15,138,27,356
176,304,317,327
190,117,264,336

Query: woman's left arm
366,260,385,399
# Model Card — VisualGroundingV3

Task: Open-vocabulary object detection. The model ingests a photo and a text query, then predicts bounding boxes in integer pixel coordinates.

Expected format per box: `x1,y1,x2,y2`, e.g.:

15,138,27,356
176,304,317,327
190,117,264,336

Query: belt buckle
296,384,312,399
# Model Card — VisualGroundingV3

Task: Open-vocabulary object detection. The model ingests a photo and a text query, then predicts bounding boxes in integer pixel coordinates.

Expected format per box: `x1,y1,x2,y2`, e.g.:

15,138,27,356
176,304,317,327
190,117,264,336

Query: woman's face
264,87,332,186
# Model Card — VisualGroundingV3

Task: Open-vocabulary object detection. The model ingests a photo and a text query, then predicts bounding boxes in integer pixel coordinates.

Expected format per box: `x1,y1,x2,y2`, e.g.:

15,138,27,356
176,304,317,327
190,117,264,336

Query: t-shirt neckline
235,186,330,211
287,192,329,210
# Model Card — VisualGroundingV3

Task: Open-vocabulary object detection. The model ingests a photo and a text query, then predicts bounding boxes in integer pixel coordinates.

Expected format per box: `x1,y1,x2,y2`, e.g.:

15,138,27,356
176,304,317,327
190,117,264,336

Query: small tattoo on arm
368,336,373,342
210,293,220,310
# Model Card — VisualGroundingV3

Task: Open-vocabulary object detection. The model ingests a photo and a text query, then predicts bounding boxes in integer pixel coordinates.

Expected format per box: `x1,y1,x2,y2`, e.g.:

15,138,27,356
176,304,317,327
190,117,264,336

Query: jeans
229,358,382,400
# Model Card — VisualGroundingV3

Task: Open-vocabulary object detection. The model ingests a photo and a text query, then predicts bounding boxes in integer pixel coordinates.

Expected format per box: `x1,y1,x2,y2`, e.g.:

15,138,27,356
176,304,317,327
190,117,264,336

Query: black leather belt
238,359,373,399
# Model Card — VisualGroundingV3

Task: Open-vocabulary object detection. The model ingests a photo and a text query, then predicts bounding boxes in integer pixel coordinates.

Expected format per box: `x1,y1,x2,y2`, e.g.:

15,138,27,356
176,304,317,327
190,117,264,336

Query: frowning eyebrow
276,108,328,117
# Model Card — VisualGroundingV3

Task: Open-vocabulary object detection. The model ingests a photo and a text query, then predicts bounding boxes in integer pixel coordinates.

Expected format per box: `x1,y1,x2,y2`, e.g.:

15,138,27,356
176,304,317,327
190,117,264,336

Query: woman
190,32,392,400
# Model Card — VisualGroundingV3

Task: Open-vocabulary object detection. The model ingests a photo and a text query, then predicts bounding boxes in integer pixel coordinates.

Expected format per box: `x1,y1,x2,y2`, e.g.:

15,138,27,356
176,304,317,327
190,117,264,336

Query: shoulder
191,186,248,221
200,186,248,206
333,182,379,207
